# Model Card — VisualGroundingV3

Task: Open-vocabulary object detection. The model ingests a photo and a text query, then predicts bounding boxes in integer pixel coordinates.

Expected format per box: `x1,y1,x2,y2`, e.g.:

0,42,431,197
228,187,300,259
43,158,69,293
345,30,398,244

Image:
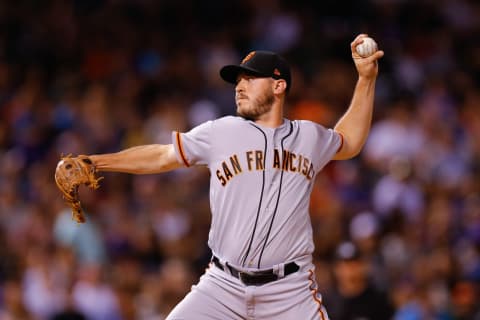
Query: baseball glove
54,155,103,223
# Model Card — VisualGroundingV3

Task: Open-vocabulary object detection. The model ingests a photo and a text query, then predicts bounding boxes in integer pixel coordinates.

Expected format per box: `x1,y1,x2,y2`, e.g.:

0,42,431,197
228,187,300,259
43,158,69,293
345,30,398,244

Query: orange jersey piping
176,131,190,167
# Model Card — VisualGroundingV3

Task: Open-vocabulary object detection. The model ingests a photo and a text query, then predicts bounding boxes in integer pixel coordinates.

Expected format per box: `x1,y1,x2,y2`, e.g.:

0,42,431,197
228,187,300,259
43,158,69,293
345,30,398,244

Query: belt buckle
238,270,278,286
238,271,254,285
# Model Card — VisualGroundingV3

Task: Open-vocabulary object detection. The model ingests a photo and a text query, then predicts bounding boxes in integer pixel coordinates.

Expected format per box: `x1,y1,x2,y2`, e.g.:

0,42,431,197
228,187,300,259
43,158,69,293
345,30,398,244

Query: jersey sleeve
313,126,343,171
172,120,213,167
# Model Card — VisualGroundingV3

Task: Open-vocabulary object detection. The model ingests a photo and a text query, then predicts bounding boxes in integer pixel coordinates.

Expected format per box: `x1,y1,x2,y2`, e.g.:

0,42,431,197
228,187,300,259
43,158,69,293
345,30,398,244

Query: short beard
237,90,275,121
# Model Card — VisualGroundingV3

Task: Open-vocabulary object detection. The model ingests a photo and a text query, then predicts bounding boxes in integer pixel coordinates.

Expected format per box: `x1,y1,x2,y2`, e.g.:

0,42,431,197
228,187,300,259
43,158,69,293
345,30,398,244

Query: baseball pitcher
55,34,384,319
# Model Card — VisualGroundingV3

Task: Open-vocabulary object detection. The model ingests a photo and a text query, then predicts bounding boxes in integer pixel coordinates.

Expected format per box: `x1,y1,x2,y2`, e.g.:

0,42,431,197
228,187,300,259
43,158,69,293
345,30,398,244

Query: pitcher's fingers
365,50,384,62
350,34,369,51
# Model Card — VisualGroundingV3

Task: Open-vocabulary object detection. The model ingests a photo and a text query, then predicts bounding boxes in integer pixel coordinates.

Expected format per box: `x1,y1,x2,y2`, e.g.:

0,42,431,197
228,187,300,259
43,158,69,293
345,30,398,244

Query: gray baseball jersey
172,116,341,269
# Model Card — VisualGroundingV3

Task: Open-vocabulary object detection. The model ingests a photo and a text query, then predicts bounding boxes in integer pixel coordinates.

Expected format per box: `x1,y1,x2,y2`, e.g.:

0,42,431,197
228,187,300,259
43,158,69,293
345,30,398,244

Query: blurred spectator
71,264,122,320
22,247,69,319
135,272,166,320
0,280,34,320
53,209,107,266
441,279,480,320
371,155,424,222
324,241,395,320
156,258,195,316
50,289,87,320
391,280,429,320
364,97,425,173
250,0,302,53
51,309,86,320
348,211,390,291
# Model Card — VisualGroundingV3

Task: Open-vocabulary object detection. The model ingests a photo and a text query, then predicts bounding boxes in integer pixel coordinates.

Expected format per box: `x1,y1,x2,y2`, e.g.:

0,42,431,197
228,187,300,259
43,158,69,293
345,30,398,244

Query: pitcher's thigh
166,271,245,320
256,270,330,320
281,296,330,320
166,287,229,320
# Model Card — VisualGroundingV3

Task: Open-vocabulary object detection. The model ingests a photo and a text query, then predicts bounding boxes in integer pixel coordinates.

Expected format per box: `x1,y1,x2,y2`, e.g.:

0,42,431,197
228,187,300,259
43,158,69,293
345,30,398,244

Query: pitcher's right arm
89,144,183,174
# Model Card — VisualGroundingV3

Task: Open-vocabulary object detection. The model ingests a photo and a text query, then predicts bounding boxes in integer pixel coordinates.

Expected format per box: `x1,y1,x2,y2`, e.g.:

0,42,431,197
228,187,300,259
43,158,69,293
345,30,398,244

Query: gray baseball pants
166,262,329,320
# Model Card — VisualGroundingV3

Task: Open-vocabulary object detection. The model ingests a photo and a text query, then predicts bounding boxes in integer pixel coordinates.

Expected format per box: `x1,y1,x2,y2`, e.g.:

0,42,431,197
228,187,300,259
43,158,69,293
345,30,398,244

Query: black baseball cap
220,50,291,92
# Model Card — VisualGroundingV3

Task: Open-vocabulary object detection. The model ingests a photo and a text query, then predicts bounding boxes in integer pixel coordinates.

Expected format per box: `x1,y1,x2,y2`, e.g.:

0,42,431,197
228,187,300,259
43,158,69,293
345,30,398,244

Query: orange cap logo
273,68,281,76
241,51,256,64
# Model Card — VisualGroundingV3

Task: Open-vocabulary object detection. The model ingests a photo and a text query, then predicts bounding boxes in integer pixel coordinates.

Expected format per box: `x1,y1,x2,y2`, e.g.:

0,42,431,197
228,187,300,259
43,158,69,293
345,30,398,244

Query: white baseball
356,37,378,57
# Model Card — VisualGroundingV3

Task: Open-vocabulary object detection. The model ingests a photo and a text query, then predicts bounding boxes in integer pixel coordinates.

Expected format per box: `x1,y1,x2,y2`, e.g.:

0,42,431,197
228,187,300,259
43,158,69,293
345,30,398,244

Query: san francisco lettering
216,149,315,186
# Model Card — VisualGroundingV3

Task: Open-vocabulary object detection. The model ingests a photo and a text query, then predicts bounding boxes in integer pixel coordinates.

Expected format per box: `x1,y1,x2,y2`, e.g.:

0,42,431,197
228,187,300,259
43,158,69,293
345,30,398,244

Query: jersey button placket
272,129,279,188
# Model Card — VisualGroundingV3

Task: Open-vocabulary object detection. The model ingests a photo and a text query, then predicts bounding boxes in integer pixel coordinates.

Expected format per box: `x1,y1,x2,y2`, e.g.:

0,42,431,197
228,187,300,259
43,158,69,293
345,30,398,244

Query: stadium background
0,0,479,319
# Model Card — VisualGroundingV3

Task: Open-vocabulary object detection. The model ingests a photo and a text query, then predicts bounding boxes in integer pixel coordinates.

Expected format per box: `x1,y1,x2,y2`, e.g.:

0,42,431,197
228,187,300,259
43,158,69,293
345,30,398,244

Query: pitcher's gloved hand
54,155,103,223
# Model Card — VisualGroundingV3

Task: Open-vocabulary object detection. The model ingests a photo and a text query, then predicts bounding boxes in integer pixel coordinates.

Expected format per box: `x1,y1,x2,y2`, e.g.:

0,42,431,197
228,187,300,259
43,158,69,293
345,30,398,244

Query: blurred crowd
0,0,479,319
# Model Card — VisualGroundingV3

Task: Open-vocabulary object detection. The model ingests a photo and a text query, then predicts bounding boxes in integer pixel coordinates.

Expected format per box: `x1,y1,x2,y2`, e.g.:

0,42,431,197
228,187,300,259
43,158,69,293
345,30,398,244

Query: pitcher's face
235,74,275,120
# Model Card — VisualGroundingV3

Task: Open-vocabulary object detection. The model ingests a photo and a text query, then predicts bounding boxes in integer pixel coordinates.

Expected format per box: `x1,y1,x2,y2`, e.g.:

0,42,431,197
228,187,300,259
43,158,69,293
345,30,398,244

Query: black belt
211,256,299,286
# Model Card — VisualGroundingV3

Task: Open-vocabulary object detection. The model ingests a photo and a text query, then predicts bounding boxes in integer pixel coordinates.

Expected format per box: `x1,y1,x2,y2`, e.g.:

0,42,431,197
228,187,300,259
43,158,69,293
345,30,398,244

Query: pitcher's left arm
333,34,384,160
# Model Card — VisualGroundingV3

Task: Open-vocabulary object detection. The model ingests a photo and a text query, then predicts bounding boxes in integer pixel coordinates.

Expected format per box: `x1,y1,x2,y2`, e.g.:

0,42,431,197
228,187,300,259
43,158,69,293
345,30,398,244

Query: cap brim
220,65,268,84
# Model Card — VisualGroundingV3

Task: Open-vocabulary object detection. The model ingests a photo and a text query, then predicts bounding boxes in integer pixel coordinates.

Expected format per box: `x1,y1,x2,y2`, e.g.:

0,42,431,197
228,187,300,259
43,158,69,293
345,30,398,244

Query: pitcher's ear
274,79,287,94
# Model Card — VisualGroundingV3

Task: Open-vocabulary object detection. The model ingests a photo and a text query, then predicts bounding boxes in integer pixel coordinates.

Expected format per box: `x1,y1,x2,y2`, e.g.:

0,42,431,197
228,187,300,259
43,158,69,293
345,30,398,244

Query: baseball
356,37,378,57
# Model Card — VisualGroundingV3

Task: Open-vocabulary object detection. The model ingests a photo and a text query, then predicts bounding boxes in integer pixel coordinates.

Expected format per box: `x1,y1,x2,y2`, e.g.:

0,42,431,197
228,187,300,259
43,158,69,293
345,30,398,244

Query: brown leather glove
54,155,103,223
